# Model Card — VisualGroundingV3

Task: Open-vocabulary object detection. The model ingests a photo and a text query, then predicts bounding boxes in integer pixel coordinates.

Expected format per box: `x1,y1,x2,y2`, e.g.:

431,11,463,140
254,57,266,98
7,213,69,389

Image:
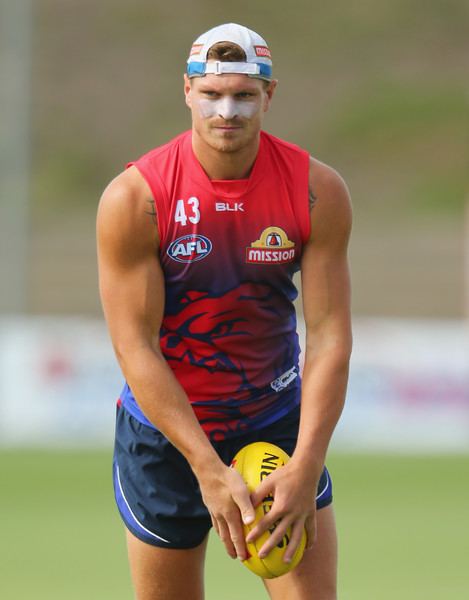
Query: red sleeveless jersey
120,130,310,441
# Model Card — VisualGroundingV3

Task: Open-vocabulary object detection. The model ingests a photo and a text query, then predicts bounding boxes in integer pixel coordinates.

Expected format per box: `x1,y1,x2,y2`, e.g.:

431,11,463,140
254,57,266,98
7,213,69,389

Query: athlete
97,23,352,600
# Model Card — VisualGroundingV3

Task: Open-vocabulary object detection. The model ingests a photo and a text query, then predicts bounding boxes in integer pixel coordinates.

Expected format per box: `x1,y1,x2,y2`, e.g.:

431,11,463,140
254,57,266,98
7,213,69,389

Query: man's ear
263,79,278,112
183,74,192,109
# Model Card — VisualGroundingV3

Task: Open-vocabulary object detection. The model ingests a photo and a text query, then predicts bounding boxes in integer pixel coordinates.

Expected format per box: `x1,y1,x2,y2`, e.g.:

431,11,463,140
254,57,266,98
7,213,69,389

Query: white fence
0,316,468,451
333,318,469,452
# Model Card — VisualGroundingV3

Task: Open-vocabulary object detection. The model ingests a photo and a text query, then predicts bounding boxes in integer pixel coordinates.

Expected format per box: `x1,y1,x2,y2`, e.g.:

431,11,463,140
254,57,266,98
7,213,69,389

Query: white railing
0,316,468,451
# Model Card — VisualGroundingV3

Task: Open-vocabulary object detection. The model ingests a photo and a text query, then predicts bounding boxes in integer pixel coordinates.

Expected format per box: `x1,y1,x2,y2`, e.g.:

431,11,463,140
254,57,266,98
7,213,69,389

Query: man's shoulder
309,157,349,197
97,166,158,256
306,157,352,245
99,167,150,219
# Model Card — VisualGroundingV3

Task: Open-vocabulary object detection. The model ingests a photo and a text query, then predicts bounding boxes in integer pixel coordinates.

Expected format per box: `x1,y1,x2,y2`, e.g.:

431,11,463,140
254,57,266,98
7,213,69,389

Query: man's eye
236,92,254,99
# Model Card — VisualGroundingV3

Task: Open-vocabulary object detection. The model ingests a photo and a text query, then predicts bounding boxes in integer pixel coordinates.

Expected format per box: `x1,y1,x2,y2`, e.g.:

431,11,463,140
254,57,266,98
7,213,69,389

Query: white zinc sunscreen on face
197,96,259,120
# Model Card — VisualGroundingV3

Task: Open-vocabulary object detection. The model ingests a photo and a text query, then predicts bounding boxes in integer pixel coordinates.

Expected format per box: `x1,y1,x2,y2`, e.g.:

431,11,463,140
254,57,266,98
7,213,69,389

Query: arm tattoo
145,199,157,225
309,188,317,211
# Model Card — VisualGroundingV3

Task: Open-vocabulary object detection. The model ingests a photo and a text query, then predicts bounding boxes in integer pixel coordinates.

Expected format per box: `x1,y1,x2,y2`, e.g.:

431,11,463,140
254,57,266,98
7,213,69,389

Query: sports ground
1,3,467,598
2,450,467,599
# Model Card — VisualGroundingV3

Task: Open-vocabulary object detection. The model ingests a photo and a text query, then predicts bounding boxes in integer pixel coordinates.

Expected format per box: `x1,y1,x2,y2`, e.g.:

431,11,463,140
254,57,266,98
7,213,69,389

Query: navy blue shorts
113,404,333,549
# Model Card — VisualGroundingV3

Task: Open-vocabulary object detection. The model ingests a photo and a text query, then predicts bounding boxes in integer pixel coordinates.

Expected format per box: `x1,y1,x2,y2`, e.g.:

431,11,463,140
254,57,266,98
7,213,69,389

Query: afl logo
167,234,212,263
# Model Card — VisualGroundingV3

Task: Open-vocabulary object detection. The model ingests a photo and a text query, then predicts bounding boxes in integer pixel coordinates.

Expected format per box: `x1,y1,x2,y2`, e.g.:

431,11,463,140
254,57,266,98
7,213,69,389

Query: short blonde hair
206,42,247,62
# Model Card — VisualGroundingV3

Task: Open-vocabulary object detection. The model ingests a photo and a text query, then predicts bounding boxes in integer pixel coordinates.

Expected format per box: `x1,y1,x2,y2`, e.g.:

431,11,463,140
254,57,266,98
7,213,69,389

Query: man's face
184,71,276,154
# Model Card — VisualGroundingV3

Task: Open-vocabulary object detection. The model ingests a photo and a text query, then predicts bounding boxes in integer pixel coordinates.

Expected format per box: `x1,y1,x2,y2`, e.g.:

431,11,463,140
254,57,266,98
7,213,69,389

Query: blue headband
187,61,272,80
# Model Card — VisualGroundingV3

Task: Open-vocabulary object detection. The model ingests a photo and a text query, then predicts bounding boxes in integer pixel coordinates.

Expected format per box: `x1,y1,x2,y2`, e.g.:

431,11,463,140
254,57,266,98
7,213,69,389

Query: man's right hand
197,463,255,560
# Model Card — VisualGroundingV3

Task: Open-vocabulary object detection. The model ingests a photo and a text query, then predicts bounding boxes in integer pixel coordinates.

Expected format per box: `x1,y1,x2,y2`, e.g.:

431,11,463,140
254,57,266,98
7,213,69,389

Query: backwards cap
187,23,272,81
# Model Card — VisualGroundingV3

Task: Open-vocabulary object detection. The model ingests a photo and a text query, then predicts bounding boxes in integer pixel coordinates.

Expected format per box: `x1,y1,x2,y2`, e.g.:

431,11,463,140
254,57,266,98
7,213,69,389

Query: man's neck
191,130,260,180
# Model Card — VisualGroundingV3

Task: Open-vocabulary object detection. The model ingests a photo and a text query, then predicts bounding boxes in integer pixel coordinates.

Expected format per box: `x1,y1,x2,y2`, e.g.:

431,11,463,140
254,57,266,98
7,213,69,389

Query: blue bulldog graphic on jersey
158,283,301,440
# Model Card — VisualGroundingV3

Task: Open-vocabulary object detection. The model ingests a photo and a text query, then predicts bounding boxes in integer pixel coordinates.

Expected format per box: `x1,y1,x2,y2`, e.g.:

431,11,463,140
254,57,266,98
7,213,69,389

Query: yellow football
231,441,307,578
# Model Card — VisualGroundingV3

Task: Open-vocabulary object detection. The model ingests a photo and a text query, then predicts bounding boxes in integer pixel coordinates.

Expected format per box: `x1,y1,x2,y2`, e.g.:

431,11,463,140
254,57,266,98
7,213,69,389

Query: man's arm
97,166,254,559
248,157,352,561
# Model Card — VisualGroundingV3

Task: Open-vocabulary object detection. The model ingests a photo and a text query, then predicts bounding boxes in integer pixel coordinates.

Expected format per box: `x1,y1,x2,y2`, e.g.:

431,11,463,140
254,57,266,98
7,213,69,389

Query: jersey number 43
175,198,201,226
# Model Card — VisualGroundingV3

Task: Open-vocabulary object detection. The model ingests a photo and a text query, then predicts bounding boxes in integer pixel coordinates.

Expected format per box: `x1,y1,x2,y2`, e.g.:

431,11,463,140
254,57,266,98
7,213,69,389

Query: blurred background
1,1,468,598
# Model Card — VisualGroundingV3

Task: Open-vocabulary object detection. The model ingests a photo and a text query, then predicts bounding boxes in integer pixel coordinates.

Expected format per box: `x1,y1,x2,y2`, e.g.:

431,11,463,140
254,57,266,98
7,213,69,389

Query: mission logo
246,227,296,264
167,234,212,263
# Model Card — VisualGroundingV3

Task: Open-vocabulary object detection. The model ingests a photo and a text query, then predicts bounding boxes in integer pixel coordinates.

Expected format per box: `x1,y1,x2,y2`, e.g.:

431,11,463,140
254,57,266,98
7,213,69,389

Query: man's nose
218,97,238,120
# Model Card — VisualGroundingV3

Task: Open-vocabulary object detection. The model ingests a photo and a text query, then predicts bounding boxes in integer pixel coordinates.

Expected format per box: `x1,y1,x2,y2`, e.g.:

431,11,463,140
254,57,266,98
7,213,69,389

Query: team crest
167,234,212,263
246,227,296,264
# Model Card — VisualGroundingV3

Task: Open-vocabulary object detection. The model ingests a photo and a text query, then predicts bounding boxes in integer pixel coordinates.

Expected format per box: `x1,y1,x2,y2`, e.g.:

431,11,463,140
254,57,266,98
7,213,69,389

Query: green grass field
1,450,467,599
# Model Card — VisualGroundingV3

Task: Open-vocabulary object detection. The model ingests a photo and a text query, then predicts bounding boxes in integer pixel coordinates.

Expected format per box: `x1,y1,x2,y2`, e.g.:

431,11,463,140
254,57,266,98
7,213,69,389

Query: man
97,23,352,600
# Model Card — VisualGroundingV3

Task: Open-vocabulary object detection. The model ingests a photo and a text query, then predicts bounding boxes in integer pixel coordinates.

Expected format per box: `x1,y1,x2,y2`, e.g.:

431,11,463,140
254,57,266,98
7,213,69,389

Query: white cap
187,23,273,81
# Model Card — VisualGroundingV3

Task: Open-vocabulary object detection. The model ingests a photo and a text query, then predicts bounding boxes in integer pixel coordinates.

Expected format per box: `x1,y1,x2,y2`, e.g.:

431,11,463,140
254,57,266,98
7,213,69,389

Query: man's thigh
263,504,338,600
114,404,212,548
126,529,208,600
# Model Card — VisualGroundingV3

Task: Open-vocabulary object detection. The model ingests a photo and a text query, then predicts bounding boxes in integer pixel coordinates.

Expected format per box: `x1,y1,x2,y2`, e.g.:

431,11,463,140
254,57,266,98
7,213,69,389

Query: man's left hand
246,460,319,563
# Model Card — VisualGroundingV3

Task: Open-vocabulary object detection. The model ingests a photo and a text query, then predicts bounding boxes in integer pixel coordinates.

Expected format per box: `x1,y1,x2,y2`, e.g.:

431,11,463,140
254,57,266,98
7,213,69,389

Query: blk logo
215,202,244,212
